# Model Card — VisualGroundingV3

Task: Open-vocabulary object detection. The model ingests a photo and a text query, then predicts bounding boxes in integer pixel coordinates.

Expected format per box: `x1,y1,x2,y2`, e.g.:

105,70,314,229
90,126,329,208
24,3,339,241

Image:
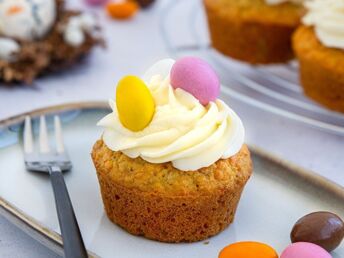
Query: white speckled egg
0,0,56,41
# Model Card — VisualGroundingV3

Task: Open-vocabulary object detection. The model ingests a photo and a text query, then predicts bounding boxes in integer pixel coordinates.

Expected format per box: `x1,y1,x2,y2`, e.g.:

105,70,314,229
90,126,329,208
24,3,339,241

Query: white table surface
0,0,343,257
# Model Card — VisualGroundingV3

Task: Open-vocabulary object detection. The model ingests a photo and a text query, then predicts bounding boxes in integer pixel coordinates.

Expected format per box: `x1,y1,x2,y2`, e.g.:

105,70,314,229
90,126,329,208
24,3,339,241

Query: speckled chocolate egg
291,211,344,252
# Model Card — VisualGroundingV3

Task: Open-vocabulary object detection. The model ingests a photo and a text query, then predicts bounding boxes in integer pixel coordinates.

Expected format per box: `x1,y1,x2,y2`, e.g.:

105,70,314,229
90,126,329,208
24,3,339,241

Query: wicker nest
0,0,103,84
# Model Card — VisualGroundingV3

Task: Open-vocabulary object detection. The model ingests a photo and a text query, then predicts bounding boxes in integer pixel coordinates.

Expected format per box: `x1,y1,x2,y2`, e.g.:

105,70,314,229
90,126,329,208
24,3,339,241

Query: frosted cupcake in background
92,57,252,243
0,0,102,84
293,0,344,113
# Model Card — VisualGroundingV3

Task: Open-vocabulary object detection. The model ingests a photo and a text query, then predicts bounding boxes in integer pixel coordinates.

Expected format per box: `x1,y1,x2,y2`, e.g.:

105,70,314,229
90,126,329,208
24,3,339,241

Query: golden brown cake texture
92,140,252,243
293,26,344,113
204,0,305,64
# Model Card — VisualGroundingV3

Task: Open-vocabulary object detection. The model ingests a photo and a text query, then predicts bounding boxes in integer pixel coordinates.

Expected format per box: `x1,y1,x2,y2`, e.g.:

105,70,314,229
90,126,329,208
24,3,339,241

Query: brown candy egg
291,211,344,252
135,0,155,8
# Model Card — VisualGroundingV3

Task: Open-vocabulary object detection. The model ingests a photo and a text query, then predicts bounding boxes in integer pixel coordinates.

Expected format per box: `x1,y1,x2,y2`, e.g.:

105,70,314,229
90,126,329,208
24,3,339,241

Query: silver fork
23,115,87,258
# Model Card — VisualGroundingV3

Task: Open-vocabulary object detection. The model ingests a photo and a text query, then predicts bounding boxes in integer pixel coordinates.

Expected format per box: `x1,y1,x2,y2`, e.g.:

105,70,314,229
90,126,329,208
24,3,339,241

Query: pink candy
85,0,108,6
281,242,332,258
170,57,220,105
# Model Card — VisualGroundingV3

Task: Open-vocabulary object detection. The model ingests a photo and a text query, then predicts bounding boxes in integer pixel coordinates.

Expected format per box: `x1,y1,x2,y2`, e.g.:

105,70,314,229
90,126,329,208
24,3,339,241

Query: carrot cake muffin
0,0,102,84
293,0,344,113
204,0,305,64
92,57,252,242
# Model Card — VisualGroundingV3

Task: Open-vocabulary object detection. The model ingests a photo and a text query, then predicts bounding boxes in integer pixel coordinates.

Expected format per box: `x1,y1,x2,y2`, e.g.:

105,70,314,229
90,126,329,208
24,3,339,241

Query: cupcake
92,57,252,243
204,0,305,64
0,0,102,84
293,0,344,113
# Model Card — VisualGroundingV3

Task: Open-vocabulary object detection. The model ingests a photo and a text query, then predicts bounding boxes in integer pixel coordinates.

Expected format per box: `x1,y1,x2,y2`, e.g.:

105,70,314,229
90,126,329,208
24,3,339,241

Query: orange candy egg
219,241,278,258
106,1,139,20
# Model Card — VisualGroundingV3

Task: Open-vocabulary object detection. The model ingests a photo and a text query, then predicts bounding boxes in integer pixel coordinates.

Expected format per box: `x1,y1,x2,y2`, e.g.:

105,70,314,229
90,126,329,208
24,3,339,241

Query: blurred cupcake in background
0,0,103,84
293,0,344,113
204,0,305,64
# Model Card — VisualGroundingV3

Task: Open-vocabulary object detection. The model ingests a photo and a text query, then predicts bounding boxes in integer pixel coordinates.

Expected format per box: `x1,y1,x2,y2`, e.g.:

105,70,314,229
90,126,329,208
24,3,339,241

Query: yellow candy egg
116,75,155,132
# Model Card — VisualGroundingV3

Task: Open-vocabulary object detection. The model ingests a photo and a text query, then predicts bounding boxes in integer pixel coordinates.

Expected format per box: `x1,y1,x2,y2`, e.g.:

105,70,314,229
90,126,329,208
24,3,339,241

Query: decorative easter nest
0,0,103,84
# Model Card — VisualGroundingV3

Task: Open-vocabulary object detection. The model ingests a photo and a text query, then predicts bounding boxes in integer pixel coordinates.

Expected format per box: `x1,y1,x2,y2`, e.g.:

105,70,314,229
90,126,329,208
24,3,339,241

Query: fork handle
49,166,88,258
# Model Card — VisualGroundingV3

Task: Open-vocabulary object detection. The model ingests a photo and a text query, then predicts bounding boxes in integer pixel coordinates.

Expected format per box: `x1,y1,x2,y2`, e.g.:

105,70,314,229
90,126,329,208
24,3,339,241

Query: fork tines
23,115,71,173
24,115,65,155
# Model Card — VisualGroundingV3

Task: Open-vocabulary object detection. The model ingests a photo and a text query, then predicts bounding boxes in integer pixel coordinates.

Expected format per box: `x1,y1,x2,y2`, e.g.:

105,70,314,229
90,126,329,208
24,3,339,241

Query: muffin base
204,0,303,64
98,175,244,242
92,140,252,243
293,26,344,113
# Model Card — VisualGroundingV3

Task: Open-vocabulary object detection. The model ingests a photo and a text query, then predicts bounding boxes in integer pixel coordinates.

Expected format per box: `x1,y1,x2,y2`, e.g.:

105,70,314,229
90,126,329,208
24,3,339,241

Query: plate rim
0,101,343,256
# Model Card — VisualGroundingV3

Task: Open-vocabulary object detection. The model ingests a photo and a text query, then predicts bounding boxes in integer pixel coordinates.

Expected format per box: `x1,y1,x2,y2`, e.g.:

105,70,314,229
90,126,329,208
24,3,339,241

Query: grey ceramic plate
0,103,343,258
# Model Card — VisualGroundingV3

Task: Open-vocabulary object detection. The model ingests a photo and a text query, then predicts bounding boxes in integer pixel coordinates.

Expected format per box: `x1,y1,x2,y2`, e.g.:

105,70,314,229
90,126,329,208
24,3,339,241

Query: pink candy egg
85,0,108,6
170,57,220,105
281,242,332,258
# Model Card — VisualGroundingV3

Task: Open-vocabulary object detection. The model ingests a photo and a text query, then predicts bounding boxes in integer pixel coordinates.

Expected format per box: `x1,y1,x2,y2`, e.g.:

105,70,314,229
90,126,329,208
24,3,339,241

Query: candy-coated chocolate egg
116,75,155,132
170,57,220,105
135,0,155,8
106,1,139,20
291,211,344,252
218,241,278,258
85,0,108,6
281,242,332,258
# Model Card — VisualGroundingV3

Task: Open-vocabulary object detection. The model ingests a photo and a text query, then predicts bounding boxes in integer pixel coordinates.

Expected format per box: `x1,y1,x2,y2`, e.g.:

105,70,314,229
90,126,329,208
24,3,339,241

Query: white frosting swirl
0,0,56,41
303,0,344,50
98,59,245,171
265,0,303,5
